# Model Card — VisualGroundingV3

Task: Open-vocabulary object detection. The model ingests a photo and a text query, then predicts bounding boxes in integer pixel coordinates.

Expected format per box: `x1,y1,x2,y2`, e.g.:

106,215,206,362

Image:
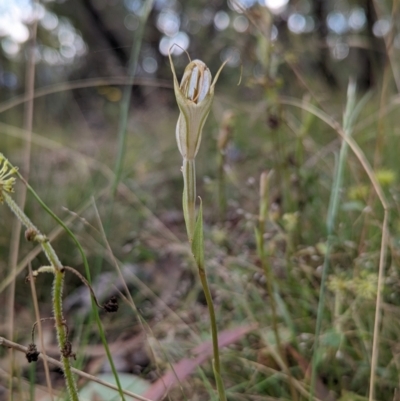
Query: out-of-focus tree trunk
79,0,145,104
358,0,377,89
313,0,339,88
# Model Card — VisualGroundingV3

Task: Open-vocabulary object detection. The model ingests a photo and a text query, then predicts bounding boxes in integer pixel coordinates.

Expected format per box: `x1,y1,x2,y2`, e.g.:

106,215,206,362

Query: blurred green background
1,1,400,400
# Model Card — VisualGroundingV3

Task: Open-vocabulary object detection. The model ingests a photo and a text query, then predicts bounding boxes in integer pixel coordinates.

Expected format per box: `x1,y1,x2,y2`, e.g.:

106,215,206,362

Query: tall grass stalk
111,0,154,195
309,81,374,399
255,171,298,400
28,264,54,400
309,81,356,399
6,8,38,400
278,92,389,401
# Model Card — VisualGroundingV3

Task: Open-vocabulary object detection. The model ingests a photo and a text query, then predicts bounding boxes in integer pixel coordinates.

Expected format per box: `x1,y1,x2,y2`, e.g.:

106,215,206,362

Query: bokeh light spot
40,11,59,30
373,19,390,37
264,0,289,14
124,14,139,31
157,11,180,36
233,15,249,32
1,38,20,56
221,46,241,67
143,56,158,74
288,13,306,34
327,12,348,35
159,31,189,56
214,11,230,31
348,7,366,31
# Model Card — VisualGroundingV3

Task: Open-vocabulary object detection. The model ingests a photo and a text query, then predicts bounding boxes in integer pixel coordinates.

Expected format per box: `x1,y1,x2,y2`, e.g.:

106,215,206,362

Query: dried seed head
25,228,38,242
26,343,39,363
103,296,118,313
61,340,76,360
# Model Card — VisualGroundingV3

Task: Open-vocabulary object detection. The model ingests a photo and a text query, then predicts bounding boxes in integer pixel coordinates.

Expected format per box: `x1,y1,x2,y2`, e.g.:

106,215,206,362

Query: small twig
28,264,54,400
62,265,118,312
31,317,58,344
0,336,154,401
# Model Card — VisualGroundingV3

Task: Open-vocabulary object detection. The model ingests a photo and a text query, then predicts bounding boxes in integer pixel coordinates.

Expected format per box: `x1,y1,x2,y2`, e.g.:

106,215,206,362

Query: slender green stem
257,196,298,400
258,233,298,400
3,192,79,401
53,270,79,401
198,268,227,401
190,197,226,400
309,81,366,400
112,0,154,195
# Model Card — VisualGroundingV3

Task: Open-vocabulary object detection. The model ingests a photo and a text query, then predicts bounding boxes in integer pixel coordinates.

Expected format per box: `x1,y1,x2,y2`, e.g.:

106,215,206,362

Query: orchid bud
170,53,227,160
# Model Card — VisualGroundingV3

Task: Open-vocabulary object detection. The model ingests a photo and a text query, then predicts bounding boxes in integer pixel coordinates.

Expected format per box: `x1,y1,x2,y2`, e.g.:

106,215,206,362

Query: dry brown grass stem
0,337,154,401
6,11,38,400
0,77,172,114
372,0,400,92
28,264,54,400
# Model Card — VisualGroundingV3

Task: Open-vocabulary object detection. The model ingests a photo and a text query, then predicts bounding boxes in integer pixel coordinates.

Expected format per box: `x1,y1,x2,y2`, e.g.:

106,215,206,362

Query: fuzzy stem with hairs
2,192,79,401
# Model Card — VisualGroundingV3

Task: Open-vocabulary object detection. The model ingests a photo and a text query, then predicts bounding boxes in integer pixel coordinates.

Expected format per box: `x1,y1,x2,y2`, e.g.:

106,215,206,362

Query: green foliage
1,2,400,401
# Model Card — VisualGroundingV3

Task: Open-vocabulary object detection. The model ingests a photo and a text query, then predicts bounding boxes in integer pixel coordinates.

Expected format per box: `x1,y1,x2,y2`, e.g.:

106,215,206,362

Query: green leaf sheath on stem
192,201,226,401
183,158,196,242
191,197,204,270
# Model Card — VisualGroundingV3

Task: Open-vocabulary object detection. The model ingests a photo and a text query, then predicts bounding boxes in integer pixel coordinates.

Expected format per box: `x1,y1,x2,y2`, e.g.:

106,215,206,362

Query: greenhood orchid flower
169,52,227,242
169,54,227,160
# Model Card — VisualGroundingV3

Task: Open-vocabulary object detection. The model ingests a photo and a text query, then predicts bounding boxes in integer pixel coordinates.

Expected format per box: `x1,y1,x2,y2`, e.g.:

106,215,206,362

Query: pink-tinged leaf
143,324,257,400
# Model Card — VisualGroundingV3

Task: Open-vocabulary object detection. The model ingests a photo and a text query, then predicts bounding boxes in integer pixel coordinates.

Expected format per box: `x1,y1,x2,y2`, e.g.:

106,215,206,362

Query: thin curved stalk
3,192,79,401
7,9,38,400
0,336,153,401
256,171,298,400
112,0,154,194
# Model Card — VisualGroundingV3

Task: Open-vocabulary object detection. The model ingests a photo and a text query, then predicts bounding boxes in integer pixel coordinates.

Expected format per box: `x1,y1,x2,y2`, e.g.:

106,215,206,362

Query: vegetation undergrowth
1,2,400,401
